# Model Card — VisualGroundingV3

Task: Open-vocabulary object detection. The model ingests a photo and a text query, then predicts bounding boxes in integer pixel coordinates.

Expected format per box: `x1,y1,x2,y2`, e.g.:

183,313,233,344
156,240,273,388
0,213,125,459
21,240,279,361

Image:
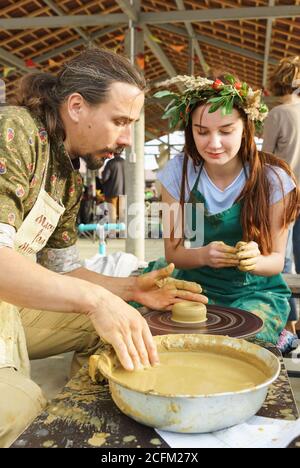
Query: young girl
151,74,300,346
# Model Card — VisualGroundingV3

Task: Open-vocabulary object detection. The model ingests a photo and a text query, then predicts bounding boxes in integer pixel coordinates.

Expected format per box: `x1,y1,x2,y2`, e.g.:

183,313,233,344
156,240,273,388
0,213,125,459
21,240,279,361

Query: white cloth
158,154,296,214
156,416,300,449
83,252,141,277
0,223,15,249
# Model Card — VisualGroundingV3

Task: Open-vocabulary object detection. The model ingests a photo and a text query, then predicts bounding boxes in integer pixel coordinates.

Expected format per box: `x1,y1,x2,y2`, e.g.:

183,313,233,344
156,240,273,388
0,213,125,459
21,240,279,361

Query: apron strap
194,161,204,190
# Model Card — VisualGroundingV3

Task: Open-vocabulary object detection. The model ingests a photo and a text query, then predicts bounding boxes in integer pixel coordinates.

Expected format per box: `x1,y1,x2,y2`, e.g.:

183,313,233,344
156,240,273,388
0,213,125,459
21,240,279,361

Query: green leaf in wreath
208,102,223,113
224,97,234,115
164,98,177,112
153,90,177,99
224,74,236,85
170,112,181,129
161,105,179,120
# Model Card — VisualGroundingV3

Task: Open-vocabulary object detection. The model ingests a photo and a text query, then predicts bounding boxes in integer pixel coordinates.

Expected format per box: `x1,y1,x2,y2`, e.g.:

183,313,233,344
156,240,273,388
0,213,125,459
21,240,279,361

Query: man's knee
0,368,46,448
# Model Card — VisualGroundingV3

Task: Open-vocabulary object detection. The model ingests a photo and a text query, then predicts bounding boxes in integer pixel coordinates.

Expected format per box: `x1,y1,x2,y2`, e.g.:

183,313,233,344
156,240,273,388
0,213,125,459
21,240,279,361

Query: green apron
145,169,291,345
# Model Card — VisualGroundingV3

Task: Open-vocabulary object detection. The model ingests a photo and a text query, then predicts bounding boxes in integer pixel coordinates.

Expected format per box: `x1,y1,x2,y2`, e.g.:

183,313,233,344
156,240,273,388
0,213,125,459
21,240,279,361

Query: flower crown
153,74,269,132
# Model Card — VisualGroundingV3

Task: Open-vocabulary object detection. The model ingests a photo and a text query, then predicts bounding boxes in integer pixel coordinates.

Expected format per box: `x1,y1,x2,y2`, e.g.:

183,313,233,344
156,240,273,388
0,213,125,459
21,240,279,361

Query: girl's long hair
177,103,300,255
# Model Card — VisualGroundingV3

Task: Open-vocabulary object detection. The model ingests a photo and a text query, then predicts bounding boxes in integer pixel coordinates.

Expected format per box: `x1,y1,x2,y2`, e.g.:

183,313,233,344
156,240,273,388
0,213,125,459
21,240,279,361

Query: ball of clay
171,301,207,324
235,241,247,251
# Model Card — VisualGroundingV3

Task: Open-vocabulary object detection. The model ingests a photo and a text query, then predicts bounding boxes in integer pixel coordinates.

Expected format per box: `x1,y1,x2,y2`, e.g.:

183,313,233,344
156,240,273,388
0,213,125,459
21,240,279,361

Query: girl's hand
203,241,239,269
236,241,261,272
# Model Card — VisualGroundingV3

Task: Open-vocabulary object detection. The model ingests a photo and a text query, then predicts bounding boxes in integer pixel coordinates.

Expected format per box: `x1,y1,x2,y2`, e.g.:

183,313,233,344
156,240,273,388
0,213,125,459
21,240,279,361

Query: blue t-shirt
157,153,296,215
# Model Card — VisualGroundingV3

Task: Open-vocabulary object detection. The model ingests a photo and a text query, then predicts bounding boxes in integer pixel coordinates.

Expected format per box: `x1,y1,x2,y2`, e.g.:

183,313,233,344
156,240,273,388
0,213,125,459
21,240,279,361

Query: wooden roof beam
0,13,128,30
140,5,300,24
116,1,182,90
43,0,91,43
175,0,209,76
115,0,138,22
33,26,120,64
1,6,300,30
0,47,29,72
157,24,278,66
143,25,182,91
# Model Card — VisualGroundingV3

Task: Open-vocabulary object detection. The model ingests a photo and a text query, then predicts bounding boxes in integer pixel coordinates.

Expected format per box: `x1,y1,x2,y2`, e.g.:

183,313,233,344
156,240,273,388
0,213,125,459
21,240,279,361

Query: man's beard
80,146,125,170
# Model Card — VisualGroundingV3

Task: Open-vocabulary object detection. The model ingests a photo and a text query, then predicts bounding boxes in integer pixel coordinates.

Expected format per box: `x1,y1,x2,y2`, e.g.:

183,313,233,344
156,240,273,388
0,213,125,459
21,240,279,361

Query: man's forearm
66,267,137,302
0,247,103,314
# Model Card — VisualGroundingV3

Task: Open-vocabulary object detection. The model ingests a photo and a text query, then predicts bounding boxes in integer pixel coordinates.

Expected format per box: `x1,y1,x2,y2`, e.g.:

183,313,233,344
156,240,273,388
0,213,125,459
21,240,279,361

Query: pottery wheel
141,305,264,339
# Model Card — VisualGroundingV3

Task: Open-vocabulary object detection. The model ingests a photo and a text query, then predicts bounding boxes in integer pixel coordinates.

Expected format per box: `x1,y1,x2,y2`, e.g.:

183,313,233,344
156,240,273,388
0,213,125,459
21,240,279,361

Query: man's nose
117,125,132,147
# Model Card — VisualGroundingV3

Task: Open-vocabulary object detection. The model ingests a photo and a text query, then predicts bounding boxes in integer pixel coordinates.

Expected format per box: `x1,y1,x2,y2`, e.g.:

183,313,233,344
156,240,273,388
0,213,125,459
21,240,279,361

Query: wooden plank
283,274,300,297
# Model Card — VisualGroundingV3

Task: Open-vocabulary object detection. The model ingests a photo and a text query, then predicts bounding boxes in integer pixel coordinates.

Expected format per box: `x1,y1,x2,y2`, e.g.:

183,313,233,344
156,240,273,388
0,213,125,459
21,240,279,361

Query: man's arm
67,264,208,311
0,247,103,314
67,266,136,301
0,247,159,370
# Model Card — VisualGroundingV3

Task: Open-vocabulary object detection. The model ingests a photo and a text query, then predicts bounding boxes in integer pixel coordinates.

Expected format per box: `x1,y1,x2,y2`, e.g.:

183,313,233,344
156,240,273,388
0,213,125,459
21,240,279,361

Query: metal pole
189,38,195,76
124,0,145,261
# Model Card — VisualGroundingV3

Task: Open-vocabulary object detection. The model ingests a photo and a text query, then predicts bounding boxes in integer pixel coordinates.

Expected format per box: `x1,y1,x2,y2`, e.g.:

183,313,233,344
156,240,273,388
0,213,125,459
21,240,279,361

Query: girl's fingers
237,249,260,260
238,264,256,272
222,252,239,259
214,242,237,254
236,241,259,252
216,258,240,265
221,245,238,254
239,258,257,267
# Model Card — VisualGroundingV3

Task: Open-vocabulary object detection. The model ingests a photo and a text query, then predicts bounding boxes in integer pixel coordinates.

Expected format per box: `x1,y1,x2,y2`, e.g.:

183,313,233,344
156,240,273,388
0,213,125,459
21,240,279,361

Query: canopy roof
1,0,299,138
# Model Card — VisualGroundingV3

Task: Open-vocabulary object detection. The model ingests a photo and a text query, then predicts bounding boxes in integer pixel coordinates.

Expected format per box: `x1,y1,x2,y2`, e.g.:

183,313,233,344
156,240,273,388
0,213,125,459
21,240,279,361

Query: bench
283,274,300,298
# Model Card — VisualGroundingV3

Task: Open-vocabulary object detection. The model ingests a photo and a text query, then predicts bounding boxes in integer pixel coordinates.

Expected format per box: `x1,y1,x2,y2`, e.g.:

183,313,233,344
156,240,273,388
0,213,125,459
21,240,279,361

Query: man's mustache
99,146,125,156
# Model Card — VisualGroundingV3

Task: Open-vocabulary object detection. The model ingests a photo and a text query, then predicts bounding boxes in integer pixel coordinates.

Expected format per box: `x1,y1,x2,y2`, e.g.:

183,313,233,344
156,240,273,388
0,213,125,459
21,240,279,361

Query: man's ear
66,93,84,123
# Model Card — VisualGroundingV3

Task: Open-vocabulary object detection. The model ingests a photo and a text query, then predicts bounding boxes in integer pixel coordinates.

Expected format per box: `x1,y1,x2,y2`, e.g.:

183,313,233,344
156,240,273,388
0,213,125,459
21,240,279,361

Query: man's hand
134,263,208,311
88,291,159,371
236,241,261,272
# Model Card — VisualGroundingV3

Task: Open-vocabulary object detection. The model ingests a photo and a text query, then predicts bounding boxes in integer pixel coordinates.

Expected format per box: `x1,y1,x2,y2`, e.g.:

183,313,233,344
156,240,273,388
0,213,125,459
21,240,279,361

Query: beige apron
0,147,65,376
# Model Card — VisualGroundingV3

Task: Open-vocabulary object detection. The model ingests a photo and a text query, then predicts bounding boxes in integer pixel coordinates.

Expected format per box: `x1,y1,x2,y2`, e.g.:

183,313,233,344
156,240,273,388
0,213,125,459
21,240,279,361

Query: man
0,48,207,447
102,153,125,230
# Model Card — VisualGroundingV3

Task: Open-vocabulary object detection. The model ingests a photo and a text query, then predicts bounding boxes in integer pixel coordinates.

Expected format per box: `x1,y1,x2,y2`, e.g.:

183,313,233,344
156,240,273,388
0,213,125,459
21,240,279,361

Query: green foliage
154,74,268,133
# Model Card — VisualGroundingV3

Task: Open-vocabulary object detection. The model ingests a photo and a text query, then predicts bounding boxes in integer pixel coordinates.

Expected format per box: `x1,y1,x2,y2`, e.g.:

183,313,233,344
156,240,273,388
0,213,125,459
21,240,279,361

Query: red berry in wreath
234,82,242,90
212,79,223,90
